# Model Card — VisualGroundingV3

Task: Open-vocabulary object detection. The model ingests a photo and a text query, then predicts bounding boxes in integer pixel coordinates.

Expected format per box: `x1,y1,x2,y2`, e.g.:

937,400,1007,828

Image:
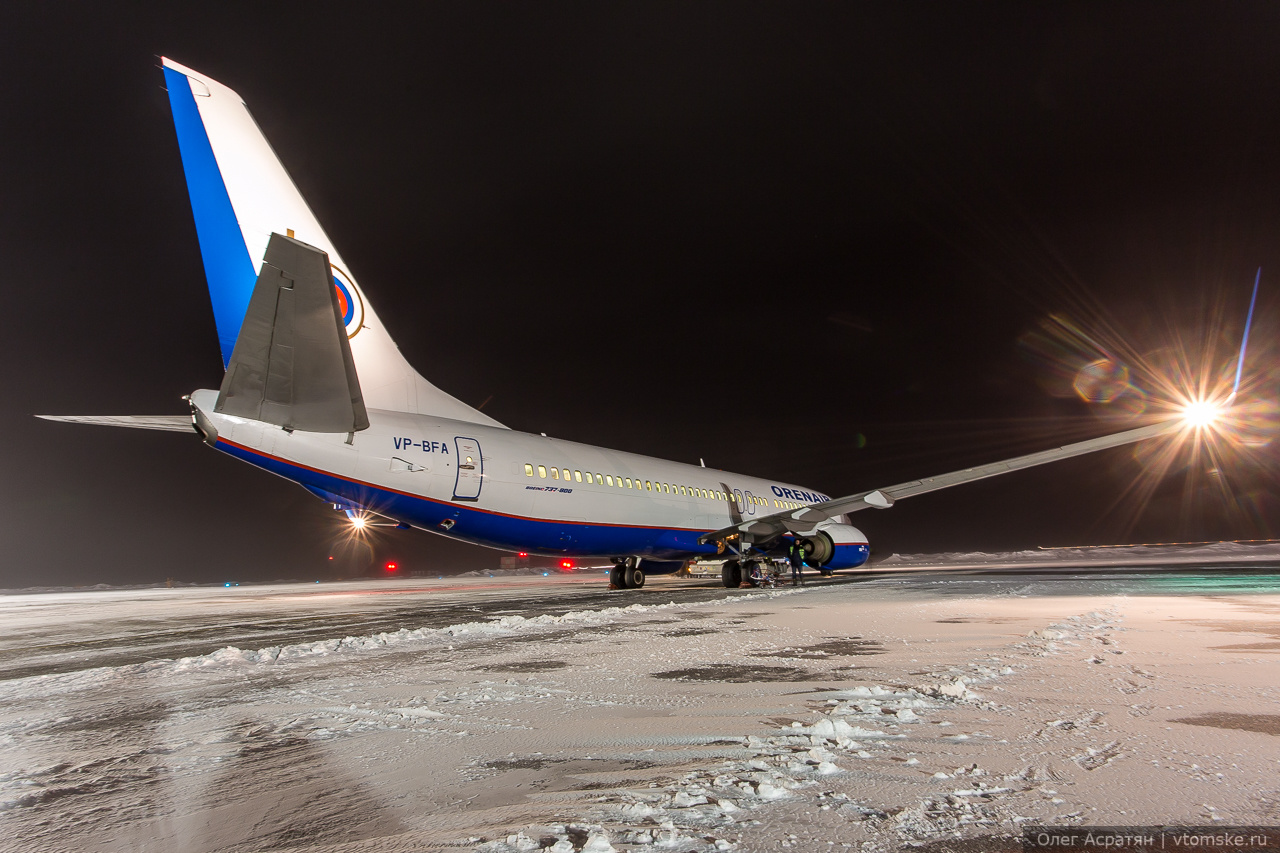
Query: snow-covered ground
2,566,1278,852
875,539,1280,569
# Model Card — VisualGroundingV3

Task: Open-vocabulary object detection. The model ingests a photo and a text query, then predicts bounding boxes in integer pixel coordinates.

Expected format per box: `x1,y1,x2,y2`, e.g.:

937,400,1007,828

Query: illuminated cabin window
625,477,632,488
596,473,603,484
702,489,709,499
584,471,592,483
617,476,623,488
574,470,582,482
537,465,547,478
524,463,533,476
605,475,613,486
551,468,559,480
645,480,652,491
562,468,570,481
680,485,687,496
662,483,669,493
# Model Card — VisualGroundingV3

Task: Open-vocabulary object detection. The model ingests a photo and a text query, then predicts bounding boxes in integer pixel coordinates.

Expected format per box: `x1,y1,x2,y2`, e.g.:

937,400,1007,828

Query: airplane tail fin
160,57,504,428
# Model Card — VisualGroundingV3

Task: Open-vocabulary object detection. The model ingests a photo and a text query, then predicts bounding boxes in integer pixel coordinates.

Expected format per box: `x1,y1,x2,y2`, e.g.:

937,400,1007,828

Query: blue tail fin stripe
163,66,257,368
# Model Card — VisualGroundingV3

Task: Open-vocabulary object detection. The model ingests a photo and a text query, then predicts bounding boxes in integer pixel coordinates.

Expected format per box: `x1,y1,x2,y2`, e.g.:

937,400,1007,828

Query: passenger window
617,476,623,488
574,470,582,482
606,475,613,486
537,465,547,478
596,473,603,484
646,480,652,491
524,463,533,476
625,477,632,488
551,468,559,480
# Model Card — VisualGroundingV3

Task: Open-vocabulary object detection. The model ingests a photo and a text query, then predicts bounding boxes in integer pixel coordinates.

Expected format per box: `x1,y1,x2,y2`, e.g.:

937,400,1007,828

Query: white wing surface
700,418,1183,543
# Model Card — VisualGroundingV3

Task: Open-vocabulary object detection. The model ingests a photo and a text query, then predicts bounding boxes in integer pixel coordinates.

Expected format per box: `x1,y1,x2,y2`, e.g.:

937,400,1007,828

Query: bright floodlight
1181,399,1220,428
350,515,367,530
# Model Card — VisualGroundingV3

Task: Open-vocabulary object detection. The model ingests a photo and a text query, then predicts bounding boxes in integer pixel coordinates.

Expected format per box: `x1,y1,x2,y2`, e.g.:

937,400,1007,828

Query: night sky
5,3,1280,587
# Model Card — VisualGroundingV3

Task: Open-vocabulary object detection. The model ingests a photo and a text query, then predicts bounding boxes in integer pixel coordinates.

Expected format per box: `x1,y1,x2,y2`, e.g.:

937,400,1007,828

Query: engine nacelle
798,522,870,570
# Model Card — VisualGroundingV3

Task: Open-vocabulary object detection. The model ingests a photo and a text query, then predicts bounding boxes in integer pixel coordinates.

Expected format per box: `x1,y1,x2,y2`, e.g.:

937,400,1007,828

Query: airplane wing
36,415,195,433
699,417,1183,544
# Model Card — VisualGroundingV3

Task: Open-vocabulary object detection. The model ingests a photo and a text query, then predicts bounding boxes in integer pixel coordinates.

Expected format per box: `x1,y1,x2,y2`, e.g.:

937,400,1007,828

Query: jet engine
796,522,871,570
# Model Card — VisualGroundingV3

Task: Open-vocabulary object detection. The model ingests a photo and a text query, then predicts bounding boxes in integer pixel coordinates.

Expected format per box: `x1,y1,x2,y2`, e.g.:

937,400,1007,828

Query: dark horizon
4,3,1279,587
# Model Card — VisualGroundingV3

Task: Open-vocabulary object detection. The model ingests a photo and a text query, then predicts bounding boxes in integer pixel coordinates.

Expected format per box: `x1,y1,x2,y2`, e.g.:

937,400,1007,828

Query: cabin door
453,437,483,500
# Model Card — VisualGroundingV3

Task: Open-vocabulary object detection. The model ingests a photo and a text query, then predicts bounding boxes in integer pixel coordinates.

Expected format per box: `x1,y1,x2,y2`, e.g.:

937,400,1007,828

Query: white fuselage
189,389,858,564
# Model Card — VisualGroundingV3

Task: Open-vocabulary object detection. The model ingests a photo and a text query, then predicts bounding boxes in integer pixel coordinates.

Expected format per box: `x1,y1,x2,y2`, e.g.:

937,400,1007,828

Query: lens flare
1180,399,1222,428
1014,275,1279,543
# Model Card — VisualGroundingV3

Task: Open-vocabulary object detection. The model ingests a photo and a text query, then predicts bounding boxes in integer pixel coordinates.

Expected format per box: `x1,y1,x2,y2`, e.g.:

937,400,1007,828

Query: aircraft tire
721,560,741,588
743,560,761,586
626,565,646,588
609,564,626,588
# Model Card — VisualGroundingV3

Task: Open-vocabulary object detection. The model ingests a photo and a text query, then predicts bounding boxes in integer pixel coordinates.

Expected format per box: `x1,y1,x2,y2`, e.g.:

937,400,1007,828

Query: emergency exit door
453,437,483,500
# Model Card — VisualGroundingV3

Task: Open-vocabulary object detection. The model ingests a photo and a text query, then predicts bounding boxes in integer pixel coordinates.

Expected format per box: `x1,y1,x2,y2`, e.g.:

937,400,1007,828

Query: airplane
40,59,1214,590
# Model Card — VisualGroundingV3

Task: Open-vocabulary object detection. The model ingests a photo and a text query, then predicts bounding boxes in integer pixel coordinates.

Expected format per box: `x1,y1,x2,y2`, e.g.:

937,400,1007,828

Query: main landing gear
609,556,646,589
722,558,765,588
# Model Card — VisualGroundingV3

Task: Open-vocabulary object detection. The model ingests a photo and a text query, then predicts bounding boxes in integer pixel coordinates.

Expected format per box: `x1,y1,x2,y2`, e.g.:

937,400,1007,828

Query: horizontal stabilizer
216,233,370,433
36,415,194,433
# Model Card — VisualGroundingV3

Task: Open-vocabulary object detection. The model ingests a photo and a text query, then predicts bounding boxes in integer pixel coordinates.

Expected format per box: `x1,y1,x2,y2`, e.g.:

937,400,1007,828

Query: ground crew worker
788,538,805,586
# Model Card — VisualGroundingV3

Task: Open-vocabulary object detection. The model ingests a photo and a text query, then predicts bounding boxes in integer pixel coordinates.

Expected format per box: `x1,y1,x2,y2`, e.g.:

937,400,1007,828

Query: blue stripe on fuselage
163,67,257,368
216,440,723,560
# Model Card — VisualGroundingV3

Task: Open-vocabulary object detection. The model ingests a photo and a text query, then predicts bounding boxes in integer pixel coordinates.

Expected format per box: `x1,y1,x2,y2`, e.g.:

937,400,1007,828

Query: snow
2,567,1279,852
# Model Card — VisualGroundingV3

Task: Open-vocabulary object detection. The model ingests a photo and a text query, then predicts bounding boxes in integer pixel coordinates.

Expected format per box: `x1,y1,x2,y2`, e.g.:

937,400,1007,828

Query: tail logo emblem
330,264,364,339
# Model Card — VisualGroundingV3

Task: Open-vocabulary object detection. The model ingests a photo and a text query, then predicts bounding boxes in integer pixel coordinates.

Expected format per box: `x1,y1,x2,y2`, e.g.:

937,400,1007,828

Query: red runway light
385,562,398,572
560,559,573,570
518,552,527,557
